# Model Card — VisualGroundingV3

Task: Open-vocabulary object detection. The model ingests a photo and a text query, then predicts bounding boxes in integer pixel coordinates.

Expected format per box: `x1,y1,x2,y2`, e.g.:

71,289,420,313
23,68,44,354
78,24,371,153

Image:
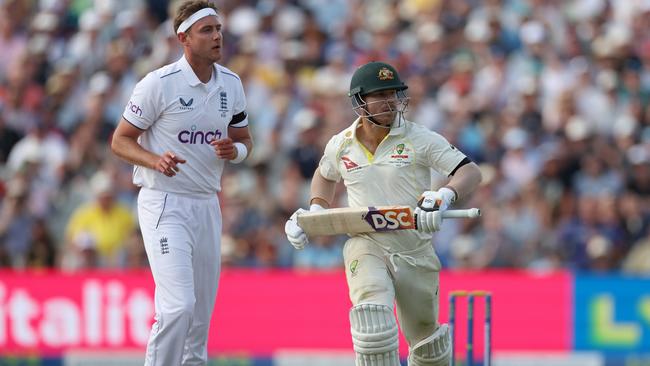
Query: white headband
177,8,218,34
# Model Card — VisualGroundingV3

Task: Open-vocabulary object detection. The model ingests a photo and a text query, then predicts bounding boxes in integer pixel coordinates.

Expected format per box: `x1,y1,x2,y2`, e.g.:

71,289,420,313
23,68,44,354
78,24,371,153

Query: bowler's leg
139,190,196,366
182,199,221,365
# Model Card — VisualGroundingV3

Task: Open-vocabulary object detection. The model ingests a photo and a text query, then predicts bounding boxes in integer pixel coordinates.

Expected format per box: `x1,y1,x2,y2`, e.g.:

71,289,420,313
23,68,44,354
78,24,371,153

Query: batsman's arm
445,162,482,203
309,170,337,209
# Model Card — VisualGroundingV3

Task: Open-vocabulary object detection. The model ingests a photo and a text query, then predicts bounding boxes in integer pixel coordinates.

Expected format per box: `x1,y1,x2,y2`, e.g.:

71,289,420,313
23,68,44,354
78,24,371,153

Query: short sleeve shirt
319,117,467,251
123,56,248,195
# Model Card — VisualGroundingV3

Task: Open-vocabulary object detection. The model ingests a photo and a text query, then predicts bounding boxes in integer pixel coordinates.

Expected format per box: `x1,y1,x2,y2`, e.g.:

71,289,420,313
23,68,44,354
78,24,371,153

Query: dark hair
173,0,218,34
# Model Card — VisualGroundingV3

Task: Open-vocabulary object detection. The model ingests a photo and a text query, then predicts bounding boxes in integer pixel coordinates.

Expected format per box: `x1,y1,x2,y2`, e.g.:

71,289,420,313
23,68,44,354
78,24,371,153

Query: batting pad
408,323,451,366
350,304,400,366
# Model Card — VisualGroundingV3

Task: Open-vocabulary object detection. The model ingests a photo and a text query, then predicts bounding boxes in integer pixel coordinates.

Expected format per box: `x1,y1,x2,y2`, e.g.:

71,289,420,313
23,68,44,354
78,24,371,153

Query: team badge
350,259,359,276
378,67,394,81
219,91,228,117
389,143,412,167
220,91,228,108
160,237,169,254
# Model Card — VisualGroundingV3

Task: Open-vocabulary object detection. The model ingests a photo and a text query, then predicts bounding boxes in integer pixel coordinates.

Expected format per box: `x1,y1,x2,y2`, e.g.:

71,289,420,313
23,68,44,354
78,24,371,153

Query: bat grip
441,208,481,219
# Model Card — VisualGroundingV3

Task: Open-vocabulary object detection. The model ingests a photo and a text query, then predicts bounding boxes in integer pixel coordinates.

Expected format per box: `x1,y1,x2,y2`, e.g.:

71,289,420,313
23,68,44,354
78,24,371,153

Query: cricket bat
297,206,481,236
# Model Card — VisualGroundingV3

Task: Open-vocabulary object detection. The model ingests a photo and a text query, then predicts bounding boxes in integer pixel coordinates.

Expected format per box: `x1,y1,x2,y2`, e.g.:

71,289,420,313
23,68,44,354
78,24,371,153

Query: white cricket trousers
343,237,441,346
138,188,222,366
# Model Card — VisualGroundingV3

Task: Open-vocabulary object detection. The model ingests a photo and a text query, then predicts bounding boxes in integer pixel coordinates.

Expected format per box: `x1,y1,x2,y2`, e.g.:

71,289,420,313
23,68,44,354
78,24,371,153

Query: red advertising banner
442,270,572,356
0,270,154,355
0,269,572,356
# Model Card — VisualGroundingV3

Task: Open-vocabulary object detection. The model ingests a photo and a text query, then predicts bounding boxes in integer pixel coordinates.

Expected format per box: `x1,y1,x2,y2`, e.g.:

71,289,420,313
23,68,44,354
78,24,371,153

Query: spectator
64,170,135,267
0,0,649,272
6,116,68,187
294,235,345,269
26,218,57,268
0,5,27,82
287,108,323,180
0,109,22,163
0,177,35,268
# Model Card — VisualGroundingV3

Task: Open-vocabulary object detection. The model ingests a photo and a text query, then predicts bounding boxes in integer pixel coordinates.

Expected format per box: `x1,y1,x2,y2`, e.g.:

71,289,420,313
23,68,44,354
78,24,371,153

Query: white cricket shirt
319,117,467,251
123,55,248,195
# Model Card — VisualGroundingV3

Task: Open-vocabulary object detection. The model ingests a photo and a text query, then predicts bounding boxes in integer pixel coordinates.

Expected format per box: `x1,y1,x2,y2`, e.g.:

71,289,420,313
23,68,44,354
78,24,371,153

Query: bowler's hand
210,138,237,160
155,151,186,177
285,209,309,250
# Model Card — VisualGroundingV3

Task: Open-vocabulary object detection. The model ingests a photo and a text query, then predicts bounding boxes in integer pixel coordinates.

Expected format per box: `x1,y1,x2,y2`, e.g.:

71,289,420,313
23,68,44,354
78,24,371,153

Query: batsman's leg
408,324,451,366
350,304,400,366
392,245,451,366
344,238,399,366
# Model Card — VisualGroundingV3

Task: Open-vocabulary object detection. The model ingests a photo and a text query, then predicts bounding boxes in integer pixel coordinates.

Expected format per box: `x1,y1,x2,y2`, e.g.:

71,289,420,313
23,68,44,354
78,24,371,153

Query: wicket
449,290,492,366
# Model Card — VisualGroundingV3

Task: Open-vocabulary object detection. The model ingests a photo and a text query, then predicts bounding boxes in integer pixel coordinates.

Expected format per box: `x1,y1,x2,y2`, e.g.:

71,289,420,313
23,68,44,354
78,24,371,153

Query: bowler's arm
309,170,337,209
445,161,482,202
112,118,186,177
228,125,253,158
111,118,159,169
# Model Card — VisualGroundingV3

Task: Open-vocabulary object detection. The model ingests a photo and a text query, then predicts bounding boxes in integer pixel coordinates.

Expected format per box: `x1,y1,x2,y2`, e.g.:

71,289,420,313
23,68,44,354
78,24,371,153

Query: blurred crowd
1,0,650,273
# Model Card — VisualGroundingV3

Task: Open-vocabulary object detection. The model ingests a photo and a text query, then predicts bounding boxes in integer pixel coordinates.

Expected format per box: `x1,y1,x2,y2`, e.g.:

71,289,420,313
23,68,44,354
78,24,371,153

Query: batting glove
285,209,308,249
414,207,443,233
284,204,325,250
415,187,456,233
417,187,456,212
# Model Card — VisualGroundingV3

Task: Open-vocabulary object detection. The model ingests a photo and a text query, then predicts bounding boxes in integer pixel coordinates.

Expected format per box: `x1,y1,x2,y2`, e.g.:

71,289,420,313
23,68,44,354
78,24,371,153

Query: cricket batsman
285,61,482,365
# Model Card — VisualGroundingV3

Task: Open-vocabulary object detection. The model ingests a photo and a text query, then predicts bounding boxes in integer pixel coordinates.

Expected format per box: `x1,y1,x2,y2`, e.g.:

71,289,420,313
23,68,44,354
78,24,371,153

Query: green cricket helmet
349,61,407,97
348,61,409,117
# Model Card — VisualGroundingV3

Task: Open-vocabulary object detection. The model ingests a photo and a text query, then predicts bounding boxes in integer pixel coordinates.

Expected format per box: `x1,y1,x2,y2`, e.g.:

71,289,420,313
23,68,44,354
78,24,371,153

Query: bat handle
441,208,481,219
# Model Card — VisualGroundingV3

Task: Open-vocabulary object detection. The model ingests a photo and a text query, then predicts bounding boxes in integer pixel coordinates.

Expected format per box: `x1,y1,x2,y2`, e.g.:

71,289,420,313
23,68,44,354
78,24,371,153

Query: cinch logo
363,207,415,231
128,101,143,116
178,125,222,144
179,97,194,110
341,156,359,171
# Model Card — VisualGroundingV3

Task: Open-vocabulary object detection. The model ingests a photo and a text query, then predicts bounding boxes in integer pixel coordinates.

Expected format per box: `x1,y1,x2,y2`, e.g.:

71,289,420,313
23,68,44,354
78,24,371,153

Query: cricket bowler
111,1,252,364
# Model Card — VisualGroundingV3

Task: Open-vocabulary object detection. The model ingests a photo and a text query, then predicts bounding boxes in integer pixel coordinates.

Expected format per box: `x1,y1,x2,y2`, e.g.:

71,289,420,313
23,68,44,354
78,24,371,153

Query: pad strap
408,324,452,366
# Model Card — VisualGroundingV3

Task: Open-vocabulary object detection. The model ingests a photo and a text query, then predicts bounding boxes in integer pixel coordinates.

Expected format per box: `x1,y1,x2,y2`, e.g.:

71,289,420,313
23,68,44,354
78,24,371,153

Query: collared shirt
123,55,248,195
319,117,466,251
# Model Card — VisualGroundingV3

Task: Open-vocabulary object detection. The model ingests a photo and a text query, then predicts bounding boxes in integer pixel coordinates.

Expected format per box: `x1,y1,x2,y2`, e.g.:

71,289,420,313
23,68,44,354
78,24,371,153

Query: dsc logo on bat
364,207,415,231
